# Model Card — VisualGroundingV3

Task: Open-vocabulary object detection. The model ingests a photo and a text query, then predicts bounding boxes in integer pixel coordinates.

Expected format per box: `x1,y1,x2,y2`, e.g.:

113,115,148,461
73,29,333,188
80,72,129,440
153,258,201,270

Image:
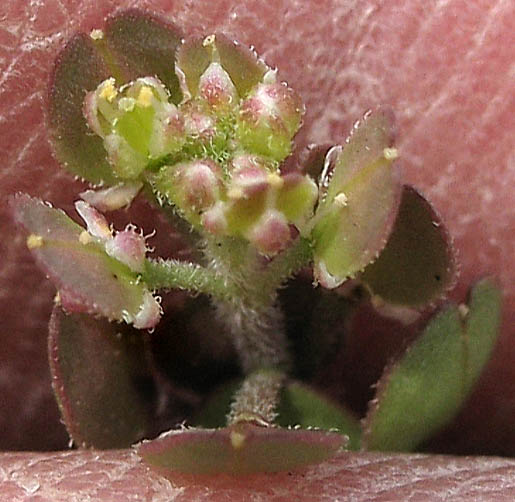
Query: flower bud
248,210,292,255
198,62,238,110
236,81,303,161
105,227,147,273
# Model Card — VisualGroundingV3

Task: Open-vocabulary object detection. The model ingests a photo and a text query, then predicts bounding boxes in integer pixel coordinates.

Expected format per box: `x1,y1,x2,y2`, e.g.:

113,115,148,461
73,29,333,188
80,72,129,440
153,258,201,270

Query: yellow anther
54,291,61,305
267,173,284,189
230,430,246,450
79,231,93,245
383,147,399,160
27,234,43,249
334,192,348,207
89,29,104,40
137,86,154,107
99,78,117,102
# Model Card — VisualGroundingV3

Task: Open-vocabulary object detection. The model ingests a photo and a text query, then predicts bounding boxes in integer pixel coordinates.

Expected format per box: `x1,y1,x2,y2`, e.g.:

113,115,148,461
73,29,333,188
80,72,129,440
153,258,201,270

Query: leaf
311,107,402,288
49,308,152,448
176,34,267,99
48,33,117,185
48,9,183,184
276,382,361,450
137,422,345,475
361,185,456,308
103,9,183,103
362,279,501,451
10,193,152,325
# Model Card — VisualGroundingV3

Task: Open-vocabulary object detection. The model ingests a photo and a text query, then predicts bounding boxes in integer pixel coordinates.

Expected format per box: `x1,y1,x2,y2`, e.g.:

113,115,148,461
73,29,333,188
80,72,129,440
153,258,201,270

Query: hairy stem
142,258,238,300
227,368,286,426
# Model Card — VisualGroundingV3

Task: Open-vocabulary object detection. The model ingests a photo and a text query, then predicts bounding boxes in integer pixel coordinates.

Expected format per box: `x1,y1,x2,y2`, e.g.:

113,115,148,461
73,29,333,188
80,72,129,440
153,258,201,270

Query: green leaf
137,422,345,475
362,279,501,451
104,9,183,103
311,107,402,288
276,382,362,450
49,308,151,448
361,185,456,308
11,193,152,325
48,33,117,185
462,278,502,394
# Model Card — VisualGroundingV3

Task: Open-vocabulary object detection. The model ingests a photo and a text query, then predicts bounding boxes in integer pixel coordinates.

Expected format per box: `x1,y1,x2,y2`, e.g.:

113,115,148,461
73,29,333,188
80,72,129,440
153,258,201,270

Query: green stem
142,258,239,301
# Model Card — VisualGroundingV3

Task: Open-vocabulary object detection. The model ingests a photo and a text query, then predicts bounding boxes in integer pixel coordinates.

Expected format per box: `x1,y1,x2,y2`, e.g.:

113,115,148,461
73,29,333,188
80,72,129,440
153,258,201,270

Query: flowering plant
11,9,500,475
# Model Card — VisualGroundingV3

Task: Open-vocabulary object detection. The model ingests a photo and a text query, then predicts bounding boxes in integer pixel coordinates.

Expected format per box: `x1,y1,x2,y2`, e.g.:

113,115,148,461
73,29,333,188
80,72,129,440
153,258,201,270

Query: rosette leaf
137,422,345,475
361,185,456,312
49,308,152,448
362,279,501,451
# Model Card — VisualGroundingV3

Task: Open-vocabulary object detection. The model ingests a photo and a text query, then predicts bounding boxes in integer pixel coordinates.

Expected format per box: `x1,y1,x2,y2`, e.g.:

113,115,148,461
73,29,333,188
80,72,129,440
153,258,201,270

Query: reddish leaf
49,308,151,448
103,9,183,103
361,185,456,309
138,422,345,475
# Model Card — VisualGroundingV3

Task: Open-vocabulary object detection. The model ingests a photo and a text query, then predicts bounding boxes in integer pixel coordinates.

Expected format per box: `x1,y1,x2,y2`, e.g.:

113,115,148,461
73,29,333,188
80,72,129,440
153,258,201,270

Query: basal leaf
49,308,151,448
138,422,345,475
362,280,501,451
311,107,402,288
11,193,152,325
361,185,456,308
48,33,117,185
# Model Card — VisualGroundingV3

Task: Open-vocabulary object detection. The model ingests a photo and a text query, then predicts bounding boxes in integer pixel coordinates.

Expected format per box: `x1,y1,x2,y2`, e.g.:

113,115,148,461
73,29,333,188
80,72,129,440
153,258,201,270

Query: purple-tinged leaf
361,185,456,309
48,33,117,185
214,35,268,98
137,422,345,475
362,279,501,452
10,193,159,328
103,9,183,103
49,308,151,448
311,107,402,288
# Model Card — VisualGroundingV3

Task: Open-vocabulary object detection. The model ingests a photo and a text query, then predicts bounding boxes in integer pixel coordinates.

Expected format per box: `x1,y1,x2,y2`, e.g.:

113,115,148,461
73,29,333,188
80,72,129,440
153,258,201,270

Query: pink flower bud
249,210,292,256
177,159,222,212
236,82,303,161
198,62,238,109
105,227,146,273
